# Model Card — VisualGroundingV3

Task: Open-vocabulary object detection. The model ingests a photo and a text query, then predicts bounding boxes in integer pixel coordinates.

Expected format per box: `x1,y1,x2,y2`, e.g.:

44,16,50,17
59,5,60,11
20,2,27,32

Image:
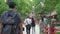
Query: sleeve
16,13,22,24
31,19,32,24
24,19,27,25
1,11,7,23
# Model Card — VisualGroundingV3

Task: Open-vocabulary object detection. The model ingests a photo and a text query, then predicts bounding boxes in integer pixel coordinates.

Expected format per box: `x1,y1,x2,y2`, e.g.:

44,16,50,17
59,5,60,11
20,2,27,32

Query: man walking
1,2,22,34
24,16,32,34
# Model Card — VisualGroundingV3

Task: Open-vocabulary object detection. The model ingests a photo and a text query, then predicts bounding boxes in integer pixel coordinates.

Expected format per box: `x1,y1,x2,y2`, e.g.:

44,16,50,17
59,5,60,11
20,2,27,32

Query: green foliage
44,0,59,12
0,0,41,18
0,0,60,20
0,0,9,15
57,32,60,34
55,3,60,21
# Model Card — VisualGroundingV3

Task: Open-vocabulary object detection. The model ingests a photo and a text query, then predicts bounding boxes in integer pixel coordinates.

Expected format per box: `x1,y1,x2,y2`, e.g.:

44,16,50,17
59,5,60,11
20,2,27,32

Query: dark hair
43,16,46,18
8,2,16,8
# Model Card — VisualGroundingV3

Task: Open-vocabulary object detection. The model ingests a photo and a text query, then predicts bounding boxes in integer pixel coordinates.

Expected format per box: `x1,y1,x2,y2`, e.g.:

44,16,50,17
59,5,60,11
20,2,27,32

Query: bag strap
7,10,16,18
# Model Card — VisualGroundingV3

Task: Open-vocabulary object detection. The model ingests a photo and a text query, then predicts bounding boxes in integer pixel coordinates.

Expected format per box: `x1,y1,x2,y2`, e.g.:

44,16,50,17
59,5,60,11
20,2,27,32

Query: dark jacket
1,10,22,34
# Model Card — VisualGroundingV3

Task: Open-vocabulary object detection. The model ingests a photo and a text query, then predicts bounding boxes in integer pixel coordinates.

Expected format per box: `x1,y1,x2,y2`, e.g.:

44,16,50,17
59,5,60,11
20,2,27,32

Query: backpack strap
7,10,17,18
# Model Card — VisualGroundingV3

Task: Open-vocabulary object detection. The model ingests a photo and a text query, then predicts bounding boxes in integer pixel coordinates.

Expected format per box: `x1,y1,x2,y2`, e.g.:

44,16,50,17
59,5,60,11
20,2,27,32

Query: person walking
43,16,48,28
39,16,48,34
24,16,32,34
1,2,23,34
31,17,35,34
39,16,44,34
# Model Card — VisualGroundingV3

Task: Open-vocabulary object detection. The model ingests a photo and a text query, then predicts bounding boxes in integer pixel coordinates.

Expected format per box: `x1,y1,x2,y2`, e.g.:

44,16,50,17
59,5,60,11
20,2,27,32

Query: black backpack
31,18,35,27
1,10,16,25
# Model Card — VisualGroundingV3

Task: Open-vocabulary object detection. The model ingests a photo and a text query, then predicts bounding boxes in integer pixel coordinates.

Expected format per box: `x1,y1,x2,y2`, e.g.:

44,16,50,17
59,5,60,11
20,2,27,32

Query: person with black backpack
1,2,22,34
24,16,32,34
31,17,35,34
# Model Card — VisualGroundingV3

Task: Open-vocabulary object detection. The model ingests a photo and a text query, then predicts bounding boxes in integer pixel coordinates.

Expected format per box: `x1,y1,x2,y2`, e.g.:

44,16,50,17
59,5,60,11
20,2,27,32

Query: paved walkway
23,24,40,34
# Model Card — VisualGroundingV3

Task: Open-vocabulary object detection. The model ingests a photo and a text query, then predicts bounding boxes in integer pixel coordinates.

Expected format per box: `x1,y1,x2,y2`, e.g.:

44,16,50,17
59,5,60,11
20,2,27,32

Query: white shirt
24,18,32,25
43,18,48,23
